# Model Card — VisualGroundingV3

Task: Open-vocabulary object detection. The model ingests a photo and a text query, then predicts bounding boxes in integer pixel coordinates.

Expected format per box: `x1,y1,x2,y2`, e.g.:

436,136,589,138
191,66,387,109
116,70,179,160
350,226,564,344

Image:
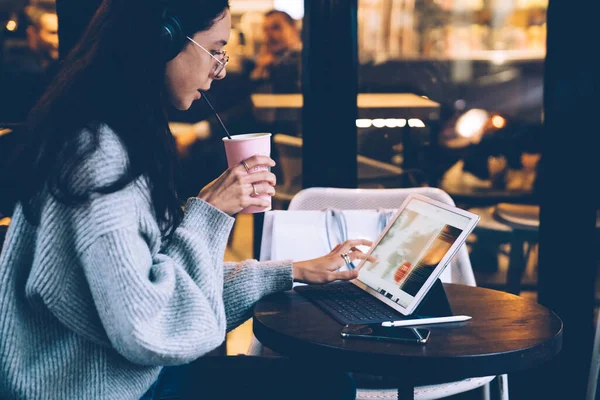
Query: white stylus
381,315,471,327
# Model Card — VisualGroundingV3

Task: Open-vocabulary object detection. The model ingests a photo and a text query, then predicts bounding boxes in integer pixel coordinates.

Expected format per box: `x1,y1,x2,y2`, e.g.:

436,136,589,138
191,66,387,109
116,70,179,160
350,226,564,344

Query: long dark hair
4,0,230,237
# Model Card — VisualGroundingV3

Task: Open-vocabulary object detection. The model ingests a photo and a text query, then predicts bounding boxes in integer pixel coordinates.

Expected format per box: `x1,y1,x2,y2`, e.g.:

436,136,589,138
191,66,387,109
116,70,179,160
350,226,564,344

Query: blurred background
1,0,546,203
4,2,600,399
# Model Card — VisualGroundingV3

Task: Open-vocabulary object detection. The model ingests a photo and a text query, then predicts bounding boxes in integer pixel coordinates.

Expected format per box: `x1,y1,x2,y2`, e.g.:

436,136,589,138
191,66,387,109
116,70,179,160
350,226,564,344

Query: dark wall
537,0,600,398
302,0,358,189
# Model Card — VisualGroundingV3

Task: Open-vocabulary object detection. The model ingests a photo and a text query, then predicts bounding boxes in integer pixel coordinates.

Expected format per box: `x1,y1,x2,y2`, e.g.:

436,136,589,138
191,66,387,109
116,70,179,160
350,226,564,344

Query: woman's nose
215,69,227,80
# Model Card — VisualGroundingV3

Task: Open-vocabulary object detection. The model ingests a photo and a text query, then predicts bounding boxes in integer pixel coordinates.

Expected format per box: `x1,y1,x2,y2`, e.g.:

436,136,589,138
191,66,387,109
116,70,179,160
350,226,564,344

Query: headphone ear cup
161,15,185,61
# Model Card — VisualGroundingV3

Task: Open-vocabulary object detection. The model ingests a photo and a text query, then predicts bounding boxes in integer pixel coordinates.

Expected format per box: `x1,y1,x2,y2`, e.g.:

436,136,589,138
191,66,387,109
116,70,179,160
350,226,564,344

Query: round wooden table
253,283,562,399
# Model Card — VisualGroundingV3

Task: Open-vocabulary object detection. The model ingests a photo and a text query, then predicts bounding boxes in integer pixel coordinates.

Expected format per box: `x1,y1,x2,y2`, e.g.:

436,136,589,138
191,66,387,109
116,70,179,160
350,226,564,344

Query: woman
0,1,373,399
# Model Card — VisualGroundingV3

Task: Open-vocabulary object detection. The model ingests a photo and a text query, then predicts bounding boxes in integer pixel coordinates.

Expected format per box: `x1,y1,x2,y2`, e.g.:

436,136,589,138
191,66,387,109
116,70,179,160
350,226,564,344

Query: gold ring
252,183,259,196
241,160,250,172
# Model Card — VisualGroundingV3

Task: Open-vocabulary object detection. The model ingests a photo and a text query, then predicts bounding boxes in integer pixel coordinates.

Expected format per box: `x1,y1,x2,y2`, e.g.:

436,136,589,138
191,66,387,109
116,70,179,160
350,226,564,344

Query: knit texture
0,125,293,399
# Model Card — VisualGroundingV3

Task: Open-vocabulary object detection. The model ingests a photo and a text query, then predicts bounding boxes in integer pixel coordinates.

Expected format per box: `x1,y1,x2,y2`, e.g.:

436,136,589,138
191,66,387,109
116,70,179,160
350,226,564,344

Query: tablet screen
357,197,473,309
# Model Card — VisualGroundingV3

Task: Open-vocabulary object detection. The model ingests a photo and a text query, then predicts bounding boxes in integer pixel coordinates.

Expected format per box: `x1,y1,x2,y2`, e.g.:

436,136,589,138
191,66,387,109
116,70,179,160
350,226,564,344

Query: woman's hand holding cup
197,155,276,216
221,132,274,213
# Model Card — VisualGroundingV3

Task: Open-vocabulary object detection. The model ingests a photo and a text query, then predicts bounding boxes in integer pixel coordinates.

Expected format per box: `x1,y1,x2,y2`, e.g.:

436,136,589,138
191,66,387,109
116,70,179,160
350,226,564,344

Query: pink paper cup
222,133,272,214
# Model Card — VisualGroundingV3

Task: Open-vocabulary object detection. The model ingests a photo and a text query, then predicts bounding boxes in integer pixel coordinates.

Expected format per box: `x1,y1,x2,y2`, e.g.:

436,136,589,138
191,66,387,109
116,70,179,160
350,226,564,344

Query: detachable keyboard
294,281,405,325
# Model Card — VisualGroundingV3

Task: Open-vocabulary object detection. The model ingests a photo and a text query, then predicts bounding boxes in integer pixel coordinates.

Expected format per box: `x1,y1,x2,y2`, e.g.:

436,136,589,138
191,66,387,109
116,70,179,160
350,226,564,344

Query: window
358,0,546,195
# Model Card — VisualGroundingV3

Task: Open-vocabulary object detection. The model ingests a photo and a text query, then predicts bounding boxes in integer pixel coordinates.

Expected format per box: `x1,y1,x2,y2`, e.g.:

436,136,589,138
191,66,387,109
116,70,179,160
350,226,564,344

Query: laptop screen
357,197,473,309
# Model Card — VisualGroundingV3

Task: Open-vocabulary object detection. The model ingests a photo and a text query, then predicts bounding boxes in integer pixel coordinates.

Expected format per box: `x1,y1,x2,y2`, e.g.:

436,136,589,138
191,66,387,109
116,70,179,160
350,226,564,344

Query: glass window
171,1,305,209
357,0,546,198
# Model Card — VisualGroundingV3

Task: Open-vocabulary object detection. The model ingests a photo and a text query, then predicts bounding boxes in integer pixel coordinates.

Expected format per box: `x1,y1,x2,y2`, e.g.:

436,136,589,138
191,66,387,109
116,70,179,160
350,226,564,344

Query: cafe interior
0,0,598,399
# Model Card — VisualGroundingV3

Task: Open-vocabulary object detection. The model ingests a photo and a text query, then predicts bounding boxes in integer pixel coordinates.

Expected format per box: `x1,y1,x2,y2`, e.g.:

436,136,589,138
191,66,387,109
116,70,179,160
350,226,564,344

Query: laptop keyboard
294,281,405,325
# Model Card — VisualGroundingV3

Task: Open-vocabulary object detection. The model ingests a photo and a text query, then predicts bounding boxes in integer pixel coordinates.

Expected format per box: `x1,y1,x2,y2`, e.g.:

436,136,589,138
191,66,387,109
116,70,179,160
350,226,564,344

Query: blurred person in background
0,1,59,122
24,2,58,66
0,2,59,223
250,9,301,93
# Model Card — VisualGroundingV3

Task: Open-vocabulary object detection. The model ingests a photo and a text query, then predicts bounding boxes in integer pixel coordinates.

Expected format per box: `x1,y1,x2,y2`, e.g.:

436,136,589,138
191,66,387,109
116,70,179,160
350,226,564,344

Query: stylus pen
381,315,471,327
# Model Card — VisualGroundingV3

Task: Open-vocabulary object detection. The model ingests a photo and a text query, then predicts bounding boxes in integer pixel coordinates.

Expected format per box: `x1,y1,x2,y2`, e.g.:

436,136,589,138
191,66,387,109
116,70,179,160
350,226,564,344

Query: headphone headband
160,9,185,62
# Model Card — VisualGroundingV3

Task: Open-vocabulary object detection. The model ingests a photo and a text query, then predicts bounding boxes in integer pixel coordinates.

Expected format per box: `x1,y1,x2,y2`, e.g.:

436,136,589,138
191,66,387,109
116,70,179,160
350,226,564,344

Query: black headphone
160,7,185,62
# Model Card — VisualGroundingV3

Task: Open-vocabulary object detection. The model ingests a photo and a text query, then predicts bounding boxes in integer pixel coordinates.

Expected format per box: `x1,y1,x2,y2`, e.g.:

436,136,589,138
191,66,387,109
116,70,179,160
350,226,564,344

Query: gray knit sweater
0,125,293,400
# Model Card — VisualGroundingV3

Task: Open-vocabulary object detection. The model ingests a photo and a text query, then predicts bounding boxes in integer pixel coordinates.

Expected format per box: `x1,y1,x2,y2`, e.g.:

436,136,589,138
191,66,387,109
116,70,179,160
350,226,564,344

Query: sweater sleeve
79,198,234,366
222,260,293,332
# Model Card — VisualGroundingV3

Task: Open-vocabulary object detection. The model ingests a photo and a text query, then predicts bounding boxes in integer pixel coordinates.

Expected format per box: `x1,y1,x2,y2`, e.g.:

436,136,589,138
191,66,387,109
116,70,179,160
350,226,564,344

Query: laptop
294,193,480,325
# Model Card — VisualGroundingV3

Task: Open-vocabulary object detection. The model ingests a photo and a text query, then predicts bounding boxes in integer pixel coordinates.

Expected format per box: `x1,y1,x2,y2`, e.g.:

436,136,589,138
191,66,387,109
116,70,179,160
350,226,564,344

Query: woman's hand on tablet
292,239,377,284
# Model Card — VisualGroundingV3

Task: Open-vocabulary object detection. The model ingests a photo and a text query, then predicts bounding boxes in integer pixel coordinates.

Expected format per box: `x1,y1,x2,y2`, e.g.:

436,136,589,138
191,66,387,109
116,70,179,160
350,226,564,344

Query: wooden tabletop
253,283,562,385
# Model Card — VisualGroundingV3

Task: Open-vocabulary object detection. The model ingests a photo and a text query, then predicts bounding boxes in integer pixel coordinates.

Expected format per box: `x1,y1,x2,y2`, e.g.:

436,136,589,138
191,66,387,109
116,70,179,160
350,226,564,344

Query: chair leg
246,334,264,356
481,382,491,400
506,237,526,295
586,314,600,400
497,374,509,400
588,356,600,400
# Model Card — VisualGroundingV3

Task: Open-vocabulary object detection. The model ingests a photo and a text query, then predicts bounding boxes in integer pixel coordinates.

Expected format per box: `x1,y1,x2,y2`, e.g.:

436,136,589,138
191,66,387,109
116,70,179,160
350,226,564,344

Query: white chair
587,264,600,400
584,219,600,400
251,187,509,400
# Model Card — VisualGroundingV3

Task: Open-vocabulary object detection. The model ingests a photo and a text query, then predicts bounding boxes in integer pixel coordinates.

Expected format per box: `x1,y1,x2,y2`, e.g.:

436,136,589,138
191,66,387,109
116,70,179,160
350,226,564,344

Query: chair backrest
287,187,477,286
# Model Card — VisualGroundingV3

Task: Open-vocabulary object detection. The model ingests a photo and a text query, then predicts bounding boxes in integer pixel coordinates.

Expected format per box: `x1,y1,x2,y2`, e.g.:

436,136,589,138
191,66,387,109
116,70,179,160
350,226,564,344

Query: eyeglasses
186,36,229,79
